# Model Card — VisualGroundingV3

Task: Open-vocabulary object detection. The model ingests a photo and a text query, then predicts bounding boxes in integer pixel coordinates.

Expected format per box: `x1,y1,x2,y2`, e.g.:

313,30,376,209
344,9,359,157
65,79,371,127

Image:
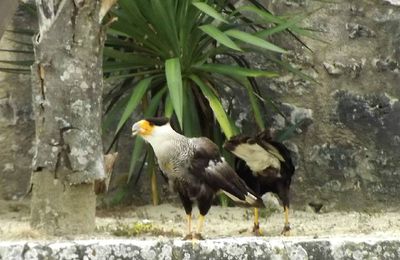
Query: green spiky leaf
190,74,237,138
199,24,242,51
192,2,227,23
196,63,278,78
165,58,183,127
115,77,153,135
225,30,287,53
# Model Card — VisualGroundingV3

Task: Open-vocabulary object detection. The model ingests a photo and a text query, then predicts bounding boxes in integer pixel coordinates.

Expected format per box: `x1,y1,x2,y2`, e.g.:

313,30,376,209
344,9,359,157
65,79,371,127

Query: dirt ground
1,199,400,241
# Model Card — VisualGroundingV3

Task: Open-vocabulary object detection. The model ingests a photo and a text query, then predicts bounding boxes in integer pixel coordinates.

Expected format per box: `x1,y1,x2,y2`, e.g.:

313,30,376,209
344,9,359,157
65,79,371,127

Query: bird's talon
253,228,263,236
281,225,291,236
252,223,260,232
193,233,205,240
252,223,263,236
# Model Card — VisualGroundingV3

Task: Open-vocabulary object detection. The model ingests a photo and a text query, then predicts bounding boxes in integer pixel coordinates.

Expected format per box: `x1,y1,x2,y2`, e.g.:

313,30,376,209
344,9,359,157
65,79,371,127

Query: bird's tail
203,155,263,207
222,189,264,208
217,162,264,207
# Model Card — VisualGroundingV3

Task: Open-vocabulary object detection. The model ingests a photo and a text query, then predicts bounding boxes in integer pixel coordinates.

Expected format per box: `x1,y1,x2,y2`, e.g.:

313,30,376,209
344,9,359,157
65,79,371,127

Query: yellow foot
183,233,193,240
281,224,291,236
253,228,263,236
252,223,263,236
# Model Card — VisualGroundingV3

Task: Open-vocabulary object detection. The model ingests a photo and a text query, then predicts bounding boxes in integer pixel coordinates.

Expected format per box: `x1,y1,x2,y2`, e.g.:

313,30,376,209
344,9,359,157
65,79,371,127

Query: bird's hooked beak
131,121,141,136
132,119,154,137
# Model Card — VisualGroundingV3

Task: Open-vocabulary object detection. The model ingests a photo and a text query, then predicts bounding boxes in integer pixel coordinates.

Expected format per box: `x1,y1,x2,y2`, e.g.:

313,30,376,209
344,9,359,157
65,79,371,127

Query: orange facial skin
139,120,154,135
132,120,154,136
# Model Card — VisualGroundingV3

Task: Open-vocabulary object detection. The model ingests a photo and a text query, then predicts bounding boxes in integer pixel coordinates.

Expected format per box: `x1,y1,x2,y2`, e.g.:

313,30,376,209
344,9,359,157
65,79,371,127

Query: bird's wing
258,142,286,162
267,141,295,178
224,136,283,172
256,131,285,162
189,137,262,206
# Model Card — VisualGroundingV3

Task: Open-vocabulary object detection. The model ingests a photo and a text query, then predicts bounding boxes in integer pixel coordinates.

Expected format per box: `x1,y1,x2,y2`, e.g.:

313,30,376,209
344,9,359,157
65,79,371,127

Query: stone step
1,236,399,259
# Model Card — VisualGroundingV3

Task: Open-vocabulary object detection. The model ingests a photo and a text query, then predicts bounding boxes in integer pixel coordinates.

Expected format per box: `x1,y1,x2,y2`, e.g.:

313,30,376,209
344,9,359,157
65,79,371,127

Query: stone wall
265,0,400,210
0,6,35,200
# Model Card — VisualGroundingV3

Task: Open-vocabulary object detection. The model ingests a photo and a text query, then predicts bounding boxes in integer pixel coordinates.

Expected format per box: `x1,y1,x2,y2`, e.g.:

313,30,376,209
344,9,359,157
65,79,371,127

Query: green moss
104,221,181,237
113,222,153,236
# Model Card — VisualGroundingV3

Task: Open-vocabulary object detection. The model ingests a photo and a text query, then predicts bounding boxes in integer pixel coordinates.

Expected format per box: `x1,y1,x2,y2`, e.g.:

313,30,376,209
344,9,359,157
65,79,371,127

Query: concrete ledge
1,236,400,260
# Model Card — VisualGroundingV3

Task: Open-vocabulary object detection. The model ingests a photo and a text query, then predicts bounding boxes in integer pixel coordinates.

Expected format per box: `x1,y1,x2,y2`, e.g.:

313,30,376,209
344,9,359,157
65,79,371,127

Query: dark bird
224,129,295,236
131,117,263,240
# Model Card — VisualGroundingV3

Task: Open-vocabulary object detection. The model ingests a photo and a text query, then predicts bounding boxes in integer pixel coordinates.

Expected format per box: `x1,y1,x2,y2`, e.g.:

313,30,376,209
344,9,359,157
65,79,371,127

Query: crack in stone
37,64,46,116
54,126,80,177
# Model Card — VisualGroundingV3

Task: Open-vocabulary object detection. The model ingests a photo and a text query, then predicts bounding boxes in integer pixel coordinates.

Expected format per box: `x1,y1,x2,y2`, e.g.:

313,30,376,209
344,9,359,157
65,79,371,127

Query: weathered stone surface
334,91,400,141
0,5,35,200
30,171,96,235
345,23,376,39
373,56,399,72
0,0,18,39
1,237,400,260
383,0,400,6
323,59,365,78
264,0,400,210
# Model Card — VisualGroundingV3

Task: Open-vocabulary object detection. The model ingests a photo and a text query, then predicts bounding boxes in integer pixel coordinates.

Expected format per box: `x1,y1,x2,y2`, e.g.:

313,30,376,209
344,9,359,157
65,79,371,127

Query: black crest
145,117,170,126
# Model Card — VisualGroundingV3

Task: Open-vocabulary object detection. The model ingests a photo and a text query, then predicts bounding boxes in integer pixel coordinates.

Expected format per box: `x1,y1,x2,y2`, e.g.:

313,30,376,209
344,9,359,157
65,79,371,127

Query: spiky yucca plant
102,1,314,190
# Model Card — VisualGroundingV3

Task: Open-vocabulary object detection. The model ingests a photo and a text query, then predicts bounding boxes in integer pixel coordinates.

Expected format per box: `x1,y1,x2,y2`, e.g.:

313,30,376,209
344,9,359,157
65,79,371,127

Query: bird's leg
183,214,193,240
281,206,291,236
193,214,205,240
252,207,263,236
178,192,193,240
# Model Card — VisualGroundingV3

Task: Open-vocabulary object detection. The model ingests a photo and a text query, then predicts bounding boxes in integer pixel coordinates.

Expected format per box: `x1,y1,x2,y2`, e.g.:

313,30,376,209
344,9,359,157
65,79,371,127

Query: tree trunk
30,0,106,235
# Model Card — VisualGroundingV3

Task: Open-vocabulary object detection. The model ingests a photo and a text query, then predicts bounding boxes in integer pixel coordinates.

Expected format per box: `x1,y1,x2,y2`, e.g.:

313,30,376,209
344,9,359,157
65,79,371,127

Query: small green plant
112,221,154,236
106,221,180,237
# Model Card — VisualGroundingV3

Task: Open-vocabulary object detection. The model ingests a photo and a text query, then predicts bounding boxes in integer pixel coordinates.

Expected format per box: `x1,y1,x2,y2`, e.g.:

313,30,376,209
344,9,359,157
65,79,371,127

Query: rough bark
30,0,106,234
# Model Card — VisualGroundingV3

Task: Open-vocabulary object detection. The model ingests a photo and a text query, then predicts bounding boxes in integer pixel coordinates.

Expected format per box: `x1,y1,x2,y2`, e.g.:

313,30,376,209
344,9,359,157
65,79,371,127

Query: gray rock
346,23,376,39
0,95,16,125
372,57,399,72
309,143,356,173
261,193,282,213
334,91,400,152
323,59,365,78
349,5,365,17
383,0,400,6
272,103,313,134
323,62,345,76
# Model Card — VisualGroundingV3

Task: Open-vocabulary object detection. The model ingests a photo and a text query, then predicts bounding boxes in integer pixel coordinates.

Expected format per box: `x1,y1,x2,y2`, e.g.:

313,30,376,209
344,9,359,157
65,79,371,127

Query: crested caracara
132,117,263,240
223,129,295,236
